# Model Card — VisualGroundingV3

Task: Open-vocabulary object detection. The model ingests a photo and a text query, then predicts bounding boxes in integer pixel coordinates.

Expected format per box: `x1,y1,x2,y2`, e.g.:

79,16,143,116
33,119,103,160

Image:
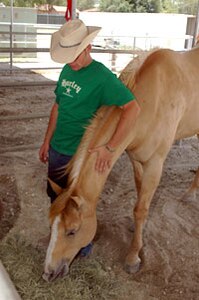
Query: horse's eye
67,229,76,236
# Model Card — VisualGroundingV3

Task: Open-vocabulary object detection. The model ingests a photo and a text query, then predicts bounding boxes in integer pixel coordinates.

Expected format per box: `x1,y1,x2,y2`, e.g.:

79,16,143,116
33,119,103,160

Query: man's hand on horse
88,144,115,173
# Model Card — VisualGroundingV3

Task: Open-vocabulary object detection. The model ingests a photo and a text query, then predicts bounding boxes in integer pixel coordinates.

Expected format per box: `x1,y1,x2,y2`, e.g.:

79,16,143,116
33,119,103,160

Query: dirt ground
0,69,198,300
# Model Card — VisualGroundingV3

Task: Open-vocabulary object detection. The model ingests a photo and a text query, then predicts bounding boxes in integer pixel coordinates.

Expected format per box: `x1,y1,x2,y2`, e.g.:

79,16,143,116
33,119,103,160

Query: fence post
10,0,14,74
111,52,116,72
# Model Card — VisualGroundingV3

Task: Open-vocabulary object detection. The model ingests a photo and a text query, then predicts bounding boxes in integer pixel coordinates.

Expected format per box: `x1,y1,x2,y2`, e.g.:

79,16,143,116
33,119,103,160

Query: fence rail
0,22,194,73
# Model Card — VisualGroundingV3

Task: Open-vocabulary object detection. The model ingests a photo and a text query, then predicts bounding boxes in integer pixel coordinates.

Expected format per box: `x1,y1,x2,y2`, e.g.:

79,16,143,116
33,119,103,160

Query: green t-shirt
50,60,135,155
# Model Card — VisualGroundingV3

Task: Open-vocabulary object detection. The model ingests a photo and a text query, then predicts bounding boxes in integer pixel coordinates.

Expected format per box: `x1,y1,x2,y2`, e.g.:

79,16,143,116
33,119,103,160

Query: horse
42,46,199,282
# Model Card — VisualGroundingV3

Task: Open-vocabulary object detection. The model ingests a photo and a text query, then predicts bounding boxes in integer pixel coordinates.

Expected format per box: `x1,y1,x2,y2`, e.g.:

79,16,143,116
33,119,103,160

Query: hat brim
50,26,101,64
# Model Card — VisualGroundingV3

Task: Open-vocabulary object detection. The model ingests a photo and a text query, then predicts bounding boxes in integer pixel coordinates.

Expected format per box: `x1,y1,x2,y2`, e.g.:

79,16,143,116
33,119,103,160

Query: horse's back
128,48,199,141
170,48,199,138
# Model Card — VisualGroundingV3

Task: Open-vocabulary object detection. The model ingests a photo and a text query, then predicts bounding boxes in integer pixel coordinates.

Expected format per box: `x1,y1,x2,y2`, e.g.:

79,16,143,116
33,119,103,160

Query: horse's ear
48,178,63,195
70,195,84,209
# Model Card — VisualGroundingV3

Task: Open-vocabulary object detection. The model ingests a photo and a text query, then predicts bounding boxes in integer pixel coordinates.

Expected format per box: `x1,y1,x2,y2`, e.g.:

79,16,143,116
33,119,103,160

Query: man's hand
39,142,49,164
89,145,114,173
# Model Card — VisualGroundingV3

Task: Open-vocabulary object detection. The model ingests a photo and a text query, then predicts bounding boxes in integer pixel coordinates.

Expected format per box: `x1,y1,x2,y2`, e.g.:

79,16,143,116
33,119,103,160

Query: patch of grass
0,235,131,300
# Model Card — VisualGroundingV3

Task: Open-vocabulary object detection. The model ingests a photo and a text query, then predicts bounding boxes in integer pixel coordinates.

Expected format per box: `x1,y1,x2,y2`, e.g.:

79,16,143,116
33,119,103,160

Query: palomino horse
42,46,199,281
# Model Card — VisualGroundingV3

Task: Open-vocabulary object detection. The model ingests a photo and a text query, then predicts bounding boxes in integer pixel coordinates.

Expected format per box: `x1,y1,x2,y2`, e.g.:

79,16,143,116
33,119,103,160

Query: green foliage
178,0,198,14
100,0,160,13
1,0,198,15
100,0,133,12
161,0,178,13
99,0,198,14
123,0,162,12
77,0,95,11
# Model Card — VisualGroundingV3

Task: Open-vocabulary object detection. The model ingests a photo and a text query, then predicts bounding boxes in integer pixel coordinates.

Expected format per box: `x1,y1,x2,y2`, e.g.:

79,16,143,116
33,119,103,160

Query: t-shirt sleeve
101,72,135,106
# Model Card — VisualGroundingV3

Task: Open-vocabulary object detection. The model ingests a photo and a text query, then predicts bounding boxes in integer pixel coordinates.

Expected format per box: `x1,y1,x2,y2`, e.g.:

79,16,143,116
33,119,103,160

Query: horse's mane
65,106,116,190
119,49,157,90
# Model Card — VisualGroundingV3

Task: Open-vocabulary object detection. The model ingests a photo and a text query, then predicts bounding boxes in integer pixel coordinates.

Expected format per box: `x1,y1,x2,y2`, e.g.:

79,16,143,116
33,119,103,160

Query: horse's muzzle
42,261,69,282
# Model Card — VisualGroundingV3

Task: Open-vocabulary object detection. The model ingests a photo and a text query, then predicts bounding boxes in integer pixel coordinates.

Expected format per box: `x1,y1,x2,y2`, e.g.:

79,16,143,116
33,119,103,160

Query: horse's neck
68,106,120,188
69,106,133,204
75,145,125,203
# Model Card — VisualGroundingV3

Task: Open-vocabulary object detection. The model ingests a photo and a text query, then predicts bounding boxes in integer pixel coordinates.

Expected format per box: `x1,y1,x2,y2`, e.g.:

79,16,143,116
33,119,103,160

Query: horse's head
42,191,97,282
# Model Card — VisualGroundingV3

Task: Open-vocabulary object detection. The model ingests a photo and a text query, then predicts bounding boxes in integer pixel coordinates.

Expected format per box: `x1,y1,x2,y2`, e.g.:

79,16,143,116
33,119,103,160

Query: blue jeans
47,146,72,203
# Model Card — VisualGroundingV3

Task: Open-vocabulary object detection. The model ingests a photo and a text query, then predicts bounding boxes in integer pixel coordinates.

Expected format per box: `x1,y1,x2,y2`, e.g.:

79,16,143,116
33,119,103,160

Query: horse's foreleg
127,152,143,198
124,155,164,274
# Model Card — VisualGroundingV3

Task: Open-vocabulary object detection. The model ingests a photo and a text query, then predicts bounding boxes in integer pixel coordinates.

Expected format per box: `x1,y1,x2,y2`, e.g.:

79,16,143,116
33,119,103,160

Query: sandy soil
0,69,198,300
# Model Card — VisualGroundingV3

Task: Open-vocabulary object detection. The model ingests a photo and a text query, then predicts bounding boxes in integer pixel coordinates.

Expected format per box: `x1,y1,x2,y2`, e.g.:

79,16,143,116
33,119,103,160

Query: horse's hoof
124,261,141,274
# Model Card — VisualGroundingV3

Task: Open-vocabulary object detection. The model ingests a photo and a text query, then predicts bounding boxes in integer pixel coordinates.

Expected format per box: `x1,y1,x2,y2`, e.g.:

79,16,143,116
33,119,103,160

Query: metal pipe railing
0,22,194,73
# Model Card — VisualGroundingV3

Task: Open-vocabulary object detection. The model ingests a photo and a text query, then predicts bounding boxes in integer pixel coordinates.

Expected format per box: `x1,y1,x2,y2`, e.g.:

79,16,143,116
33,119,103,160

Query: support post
0,260,21,300
193,1,199,45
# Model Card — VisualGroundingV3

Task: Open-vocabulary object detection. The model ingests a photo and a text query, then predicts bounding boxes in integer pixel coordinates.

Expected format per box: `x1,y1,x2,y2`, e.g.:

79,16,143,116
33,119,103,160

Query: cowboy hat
50,19,101,64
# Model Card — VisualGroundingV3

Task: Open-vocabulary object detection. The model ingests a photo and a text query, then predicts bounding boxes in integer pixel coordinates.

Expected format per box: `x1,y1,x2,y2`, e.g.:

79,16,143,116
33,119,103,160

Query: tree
100,0,163,13
177,0,198,15
161,0,178,13
77,0,95,11
134,0,198,13
100,0,133,12
148,0,162,12
126,0,161,12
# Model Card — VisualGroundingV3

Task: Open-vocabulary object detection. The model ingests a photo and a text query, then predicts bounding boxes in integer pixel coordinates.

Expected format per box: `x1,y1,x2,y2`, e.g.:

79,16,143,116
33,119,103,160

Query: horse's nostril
42,262,69,282
42,272,51,282
42,271,57,282
60,264,69,278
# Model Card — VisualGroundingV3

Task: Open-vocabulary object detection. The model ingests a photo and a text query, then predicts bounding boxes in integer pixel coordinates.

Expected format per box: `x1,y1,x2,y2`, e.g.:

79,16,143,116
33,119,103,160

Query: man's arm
89,99,140,173
39,103,58,163
106,100,140,151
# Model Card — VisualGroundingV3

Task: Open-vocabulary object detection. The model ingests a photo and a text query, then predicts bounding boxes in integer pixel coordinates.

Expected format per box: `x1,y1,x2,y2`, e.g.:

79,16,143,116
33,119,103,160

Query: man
39,19,140,255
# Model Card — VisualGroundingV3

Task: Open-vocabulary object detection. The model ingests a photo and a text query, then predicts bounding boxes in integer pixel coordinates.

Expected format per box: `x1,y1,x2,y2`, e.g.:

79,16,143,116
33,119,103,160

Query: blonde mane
65,106,117,190
119,49,157,89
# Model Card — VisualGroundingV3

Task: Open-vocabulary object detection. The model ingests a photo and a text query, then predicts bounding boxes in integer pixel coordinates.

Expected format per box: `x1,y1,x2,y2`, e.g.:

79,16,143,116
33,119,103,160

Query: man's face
68,48,87,71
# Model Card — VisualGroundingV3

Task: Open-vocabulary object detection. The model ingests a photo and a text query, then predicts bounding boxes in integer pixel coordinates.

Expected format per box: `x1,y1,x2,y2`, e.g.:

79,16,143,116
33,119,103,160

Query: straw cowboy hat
50,19,101,64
